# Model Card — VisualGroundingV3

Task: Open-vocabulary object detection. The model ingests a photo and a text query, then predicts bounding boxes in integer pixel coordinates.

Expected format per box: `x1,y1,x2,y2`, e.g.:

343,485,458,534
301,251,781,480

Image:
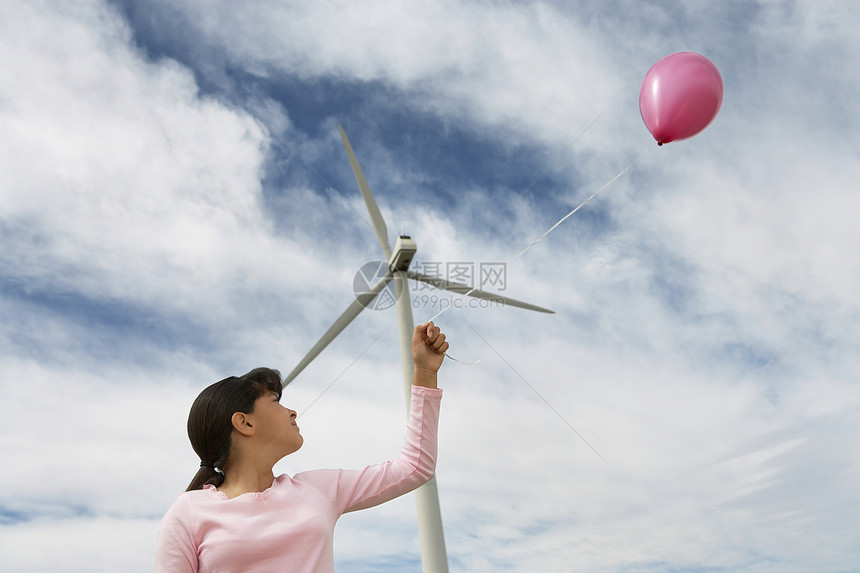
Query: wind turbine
283,126,554,573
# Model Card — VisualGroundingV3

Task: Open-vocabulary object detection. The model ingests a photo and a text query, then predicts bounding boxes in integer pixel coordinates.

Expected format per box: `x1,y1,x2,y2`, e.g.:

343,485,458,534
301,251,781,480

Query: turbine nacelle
283,128,554,388
389,235,417,272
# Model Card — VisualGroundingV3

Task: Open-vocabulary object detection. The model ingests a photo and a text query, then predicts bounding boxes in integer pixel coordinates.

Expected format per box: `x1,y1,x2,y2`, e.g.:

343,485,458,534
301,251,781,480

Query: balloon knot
657,142,663,146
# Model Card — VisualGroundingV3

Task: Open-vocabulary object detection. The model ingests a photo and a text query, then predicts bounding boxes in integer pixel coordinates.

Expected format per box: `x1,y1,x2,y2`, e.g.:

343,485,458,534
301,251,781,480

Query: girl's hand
412,322,448,383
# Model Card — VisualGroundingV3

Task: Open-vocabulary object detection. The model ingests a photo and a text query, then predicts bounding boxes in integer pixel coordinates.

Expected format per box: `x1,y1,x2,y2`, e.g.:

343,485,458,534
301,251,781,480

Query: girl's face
250,390,304,456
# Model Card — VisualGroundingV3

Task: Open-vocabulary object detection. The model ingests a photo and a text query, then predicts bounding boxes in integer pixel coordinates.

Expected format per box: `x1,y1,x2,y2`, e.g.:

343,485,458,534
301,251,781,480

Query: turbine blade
283,272,394,386
339,126,393,261
407,271,555,314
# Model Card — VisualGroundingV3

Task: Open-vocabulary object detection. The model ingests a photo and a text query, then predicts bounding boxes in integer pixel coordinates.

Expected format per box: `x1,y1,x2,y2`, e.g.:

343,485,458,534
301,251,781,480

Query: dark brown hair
185,367,283,491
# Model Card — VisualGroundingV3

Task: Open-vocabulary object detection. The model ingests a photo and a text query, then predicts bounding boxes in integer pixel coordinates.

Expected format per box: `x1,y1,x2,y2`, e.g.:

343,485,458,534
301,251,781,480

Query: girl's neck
217,465,276,499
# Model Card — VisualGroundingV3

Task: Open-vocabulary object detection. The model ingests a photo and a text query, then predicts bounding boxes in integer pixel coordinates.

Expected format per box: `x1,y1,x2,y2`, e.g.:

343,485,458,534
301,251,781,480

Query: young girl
155,322,448,572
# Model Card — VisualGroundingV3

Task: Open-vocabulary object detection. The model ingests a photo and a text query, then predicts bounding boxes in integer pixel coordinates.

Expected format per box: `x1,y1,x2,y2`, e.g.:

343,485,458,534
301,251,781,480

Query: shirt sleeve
154,494,199,573
301,385,442,515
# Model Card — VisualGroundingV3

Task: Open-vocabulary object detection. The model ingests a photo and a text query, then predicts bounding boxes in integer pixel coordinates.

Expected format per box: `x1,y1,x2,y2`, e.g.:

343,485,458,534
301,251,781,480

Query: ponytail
186,462,225,492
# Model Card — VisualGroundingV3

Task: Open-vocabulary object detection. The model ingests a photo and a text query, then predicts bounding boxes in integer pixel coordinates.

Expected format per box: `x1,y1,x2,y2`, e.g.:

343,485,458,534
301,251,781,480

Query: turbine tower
283,126,554,573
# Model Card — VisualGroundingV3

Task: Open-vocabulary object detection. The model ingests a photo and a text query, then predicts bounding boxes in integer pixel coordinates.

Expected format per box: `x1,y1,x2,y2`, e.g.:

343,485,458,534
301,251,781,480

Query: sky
1,1,859,571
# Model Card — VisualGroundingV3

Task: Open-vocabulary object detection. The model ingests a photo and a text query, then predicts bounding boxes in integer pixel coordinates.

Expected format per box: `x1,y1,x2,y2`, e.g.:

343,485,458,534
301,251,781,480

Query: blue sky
1,1,859,571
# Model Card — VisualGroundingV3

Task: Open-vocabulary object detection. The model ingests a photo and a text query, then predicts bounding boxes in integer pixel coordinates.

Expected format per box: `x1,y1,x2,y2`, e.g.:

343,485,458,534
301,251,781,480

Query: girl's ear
231,412,256,436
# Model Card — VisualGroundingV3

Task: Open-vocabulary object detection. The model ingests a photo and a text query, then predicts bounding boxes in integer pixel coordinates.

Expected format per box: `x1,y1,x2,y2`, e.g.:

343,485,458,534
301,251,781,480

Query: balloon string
428,150,646,328
442,352,482,365
510,153,644,262
428,295,474,323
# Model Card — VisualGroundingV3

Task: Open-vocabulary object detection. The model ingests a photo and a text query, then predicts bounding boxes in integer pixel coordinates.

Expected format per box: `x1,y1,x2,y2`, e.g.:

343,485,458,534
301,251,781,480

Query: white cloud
0,0,304,317
146,0,625,148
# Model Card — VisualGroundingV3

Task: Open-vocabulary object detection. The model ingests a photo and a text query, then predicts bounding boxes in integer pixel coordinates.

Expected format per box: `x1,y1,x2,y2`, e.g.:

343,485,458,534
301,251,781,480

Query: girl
155,322,448,572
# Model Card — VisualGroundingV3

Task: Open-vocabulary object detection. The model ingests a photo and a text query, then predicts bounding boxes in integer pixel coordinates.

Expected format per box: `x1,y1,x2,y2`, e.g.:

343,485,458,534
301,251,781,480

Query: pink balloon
639,52,723,145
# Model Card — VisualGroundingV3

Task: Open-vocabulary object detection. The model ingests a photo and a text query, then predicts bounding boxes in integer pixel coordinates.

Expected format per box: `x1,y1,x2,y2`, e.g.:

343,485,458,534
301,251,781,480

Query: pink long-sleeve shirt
154,385,441,573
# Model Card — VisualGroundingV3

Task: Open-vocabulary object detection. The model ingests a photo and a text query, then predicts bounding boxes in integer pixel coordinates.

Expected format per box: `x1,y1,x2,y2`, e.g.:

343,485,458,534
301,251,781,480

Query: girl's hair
185,367,283,492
